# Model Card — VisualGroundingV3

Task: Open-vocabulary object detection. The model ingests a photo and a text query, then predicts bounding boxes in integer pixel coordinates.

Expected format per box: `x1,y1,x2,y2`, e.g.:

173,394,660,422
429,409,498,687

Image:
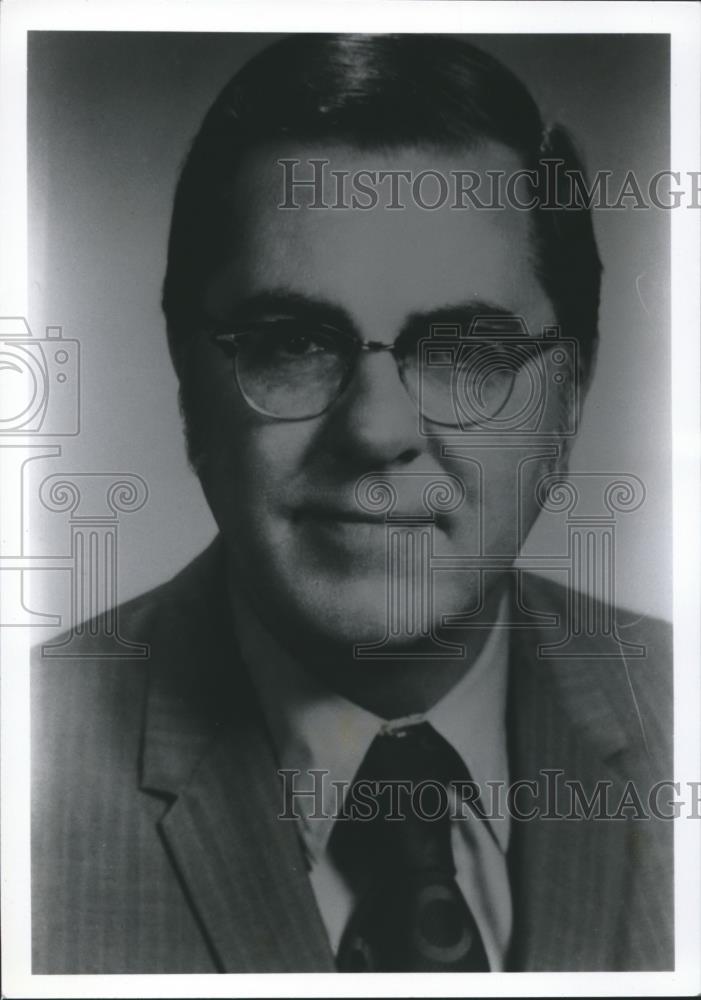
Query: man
32,34,673,973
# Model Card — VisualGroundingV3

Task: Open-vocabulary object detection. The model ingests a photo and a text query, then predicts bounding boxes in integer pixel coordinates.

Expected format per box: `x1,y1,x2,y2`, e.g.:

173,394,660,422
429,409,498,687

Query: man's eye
270,329,327,357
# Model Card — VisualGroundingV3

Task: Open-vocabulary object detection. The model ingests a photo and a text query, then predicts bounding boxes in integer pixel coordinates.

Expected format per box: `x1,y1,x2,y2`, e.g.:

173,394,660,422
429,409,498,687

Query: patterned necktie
330,721,490,972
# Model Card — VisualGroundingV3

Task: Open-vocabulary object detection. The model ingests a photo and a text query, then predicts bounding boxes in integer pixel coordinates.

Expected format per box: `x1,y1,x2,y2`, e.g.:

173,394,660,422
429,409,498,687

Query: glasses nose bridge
353,336,408,391
345,336,419,423
358,338,399,355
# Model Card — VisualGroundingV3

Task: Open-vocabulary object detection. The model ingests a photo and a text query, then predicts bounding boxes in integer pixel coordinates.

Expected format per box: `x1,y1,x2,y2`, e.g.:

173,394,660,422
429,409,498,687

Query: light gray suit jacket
32,538,674,972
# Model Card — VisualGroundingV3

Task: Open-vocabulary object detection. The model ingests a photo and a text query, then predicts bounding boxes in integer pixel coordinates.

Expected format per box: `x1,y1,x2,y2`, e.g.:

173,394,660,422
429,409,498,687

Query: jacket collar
139,538,335,972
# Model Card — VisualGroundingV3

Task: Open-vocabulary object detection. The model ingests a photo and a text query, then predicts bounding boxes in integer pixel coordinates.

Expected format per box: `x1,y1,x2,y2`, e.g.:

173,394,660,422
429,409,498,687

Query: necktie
330,721,490,972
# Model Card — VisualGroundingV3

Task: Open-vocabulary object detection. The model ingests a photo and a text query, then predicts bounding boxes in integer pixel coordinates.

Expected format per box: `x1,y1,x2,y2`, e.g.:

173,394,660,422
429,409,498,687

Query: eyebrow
212,289,358,334
212,287,514,339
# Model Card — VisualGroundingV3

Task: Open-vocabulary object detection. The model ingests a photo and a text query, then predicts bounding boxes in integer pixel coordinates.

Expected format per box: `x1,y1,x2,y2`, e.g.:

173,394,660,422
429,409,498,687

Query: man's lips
298,507,387,524
292,505,448,526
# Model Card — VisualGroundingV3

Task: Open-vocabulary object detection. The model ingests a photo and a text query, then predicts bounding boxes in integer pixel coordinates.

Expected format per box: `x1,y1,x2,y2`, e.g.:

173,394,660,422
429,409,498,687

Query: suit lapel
158,713,336,971
505,577,654,971
139,541,335,972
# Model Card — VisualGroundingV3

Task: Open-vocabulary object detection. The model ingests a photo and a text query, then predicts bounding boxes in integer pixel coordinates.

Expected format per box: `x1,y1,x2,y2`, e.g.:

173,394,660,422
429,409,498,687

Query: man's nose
324,350,424,466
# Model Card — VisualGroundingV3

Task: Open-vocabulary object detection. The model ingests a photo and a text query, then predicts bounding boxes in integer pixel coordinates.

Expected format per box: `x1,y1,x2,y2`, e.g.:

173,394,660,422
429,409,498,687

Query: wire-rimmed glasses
209,318,549,427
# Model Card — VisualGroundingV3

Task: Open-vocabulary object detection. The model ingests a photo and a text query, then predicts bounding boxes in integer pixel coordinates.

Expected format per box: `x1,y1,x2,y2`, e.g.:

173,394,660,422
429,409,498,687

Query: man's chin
284,587,396,651
257,572,478,657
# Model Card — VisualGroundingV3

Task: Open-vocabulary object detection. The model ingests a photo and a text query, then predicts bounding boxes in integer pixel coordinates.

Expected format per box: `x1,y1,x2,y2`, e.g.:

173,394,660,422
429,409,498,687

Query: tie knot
361,721,464,788
330,722,471,877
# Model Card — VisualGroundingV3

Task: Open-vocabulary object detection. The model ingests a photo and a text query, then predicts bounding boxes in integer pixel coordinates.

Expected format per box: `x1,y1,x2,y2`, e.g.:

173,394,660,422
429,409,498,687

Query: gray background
27,32,671,630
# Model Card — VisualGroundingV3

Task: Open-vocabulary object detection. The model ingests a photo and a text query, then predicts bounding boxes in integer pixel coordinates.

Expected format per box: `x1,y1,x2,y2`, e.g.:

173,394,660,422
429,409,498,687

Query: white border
1,1,699,997
670,15,701,992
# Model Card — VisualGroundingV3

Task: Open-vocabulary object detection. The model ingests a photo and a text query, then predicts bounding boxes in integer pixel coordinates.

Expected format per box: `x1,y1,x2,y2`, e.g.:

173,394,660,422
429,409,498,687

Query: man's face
194,142,562,650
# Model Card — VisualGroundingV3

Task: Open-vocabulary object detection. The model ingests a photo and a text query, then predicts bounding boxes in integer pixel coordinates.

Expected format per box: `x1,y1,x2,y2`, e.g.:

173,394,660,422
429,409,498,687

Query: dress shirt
230,587,512,970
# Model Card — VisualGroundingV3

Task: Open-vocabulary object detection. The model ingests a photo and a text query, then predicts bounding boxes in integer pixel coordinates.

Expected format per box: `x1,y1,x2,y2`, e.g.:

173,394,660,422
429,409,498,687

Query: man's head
161,34,602,653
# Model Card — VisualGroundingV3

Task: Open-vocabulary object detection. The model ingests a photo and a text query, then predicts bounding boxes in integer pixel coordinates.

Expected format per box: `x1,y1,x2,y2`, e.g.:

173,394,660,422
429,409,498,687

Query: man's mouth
294,504,438,525
300,506,385,525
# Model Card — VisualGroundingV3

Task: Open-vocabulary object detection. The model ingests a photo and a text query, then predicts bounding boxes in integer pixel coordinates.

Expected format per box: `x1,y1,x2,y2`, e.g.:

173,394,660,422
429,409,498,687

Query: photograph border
1,2,699,997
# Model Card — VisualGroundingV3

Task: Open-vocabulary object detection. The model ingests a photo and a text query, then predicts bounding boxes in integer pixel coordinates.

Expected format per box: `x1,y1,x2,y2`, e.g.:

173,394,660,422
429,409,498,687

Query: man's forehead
234,139,522,212
205,140,551,333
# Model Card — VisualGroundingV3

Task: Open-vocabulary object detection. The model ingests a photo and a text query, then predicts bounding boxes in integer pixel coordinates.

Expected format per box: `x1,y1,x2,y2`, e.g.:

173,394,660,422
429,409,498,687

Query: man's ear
535,424,576,513
555,432,574,476
544,347,594,486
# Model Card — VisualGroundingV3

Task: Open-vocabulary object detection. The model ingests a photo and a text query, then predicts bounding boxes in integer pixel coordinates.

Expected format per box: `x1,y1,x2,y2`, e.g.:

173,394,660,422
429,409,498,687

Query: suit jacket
31,538,674,973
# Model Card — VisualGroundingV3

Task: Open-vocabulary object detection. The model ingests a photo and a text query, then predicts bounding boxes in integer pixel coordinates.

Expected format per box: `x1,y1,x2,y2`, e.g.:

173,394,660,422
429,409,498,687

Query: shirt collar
230,583,510,860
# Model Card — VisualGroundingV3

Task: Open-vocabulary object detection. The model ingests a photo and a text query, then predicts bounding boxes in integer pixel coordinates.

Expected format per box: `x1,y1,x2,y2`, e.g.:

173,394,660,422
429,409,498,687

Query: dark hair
162,34,602,452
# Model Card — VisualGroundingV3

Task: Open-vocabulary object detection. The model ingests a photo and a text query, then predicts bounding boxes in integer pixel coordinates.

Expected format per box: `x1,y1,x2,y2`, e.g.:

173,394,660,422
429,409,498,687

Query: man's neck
240,583,507,720
318,632,503,719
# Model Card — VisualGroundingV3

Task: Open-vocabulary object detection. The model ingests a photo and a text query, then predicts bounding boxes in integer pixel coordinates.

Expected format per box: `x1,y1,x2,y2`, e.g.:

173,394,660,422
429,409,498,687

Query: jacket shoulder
519,572,673,768
31,541,225,973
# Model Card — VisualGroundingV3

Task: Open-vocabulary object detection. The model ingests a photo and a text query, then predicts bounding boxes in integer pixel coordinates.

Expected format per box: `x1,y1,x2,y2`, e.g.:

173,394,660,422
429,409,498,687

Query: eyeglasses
209,319,545,426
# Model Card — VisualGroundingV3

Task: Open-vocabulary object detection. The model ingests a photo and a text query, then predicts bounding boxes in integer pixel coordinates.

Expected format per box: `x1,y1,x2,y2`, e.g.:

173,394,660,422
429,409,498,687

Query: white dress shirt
231,589,513,970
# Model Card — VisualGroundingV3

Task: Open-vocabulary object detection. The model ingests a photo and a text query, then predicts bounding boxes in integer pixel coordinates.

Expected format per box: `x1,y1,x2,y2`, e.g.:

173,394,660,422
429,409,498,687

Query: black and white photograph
1,1,699,996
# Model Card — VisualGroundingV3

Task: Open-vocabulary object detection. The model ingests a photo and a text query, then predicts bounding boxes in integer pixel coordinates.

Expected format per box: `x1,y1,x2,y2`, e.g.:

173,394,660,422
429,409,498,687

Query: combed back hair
162,33,602,455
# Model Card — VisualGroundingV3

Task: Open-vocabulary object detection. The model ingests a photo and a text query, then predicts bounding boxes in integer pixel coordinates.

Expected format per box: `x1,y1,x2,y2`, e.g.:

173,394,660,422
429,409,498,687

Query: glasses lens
234,324,350,419
404,338,542,428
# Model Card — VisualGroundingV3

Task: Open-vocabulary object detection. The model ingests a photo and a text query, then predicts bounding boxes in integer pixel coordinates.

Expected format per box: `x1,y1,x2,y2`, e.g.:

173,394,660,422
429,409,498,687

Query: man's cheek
432,511,481,558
